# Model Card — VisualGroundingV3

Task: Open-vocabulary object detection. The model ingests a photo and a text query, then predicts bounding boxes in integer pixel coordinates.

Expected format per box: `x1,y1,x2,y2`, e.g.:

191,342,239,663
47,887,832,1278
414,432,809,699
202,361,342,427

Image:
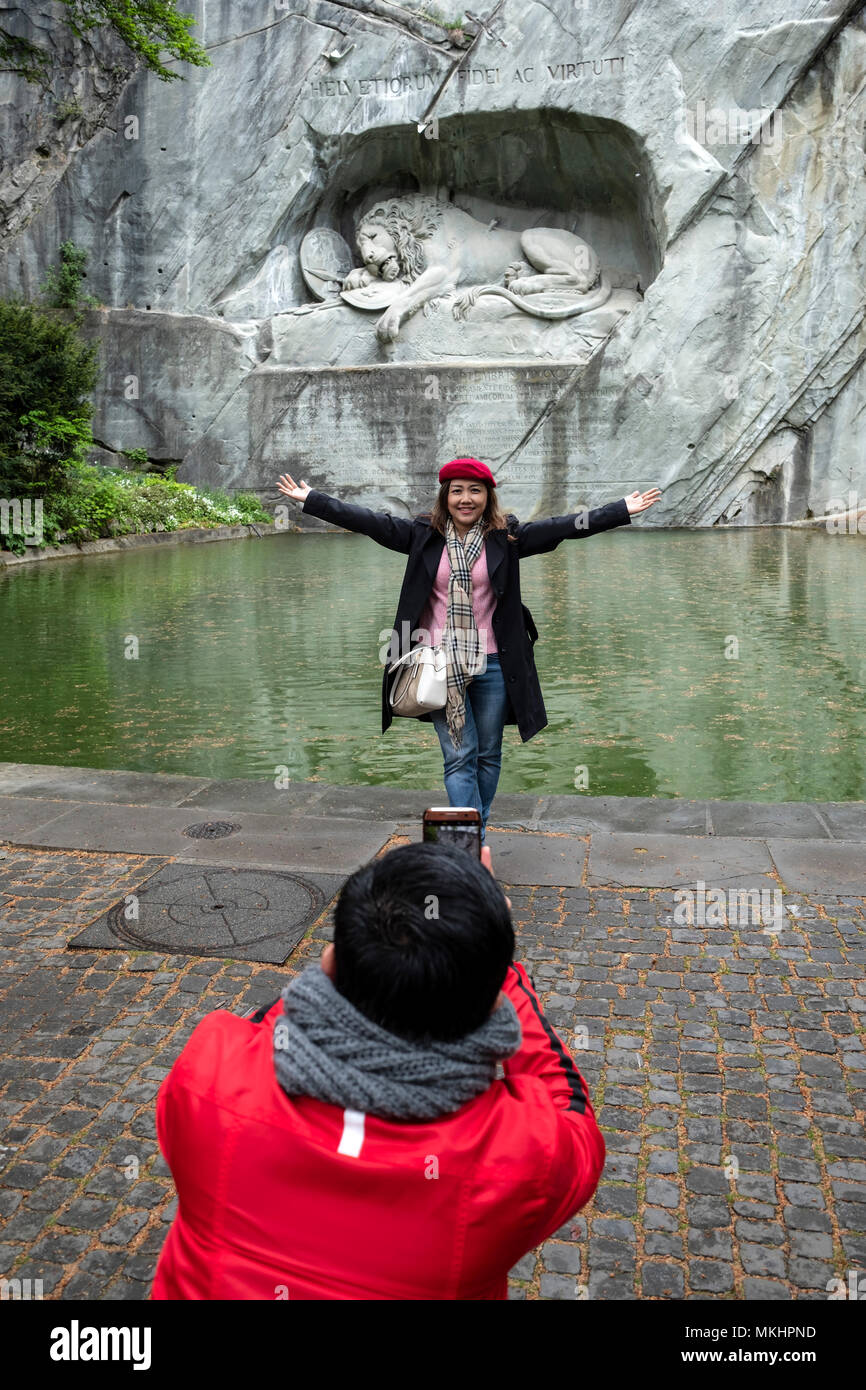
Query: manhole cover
181,821,241,839
69,864,345,964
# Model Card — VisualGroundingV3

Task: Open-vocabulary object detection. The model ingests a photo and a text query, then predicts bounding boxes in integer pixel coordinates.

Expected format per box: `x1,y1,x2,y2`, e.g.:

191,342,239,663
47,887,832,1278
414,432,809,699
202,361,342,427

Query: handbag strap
387,643,442,674
387,647,418,674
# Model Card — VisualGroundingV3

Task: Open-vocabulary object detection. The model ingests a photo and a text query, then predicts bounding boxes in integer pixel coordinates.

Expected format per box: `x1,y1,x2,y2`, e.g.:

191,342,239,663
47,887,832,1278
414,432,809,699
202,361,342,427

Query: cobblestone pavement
1,838,864,1301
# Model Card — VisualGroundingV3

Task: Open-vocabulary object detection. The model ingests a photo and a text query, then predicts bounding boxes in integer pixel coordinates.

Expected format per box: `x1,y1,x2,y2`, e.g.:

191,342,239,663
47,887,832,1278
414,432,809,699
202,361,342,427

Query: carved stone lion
342,194,615,343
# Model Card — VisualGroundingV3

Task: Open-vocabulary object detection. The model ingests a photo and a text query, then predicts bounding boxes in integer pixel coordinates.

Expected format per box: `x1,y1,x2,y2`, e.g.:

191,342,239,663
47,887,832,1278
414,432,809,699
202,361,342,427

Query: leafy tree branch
0,1,210,86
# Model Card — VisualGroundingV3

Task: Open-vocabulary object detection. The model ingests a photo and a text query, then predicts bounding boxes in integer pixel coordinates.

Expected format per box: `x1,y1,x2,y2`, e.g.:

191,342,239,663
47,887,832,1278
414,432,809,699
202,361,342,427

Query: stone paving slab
710,802,832,840
176,779,327,815
1,802,208,855
767,841,866,895
485,830,587,886
178,818,396,875
538,796,710,836
817,804,866,841
3,803,396,875
588,833,779,890
0,764,210,805
1,835,864,1303
0,797,85,841
306,784,451,821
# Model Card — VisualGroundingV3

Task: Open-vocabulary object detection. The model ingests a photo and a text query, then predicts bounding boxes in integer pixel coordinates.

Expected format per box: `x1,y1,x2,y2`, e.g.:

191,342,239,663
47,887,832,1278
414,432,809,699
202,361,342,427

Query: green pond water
3,526,866,801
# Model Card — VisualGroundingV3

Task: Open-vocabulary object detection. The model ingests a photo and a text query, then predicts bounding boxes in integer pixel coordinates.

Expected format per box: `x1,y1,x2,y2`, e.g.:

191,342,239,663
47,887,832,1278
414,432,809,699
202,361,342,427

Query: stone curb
0,522,288,568
1,762,864,839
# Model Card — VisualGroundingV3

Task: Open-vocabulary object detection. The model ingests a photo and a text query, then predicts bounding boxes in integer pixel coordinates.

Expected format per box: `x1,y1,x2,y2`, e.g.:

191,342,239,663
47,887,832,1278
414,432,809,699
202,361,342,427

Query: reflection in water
2,526,865,800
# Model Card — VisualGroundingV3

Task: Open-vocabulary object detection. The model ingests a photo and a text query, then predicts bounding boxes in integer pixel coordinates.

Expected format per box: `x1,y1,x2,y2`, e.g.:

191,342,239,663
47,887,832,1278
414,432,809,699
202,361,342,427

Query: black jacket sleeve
301,489,414,555
516,497,632,558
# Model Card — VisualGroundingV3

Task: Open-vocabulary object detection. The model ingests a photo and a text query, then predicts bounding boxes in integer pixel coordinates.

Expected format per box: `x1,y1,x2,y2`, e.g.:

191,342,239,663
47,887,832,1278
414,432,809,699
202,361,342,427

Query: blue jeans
430,654,508,843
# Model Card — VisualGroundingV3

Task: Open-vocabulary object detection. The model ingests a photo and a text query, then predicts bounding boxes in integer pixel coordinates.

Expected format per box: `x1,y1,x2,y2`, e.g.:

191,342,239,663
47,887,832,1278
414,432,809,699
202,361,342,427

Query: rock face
1,1,864,525
0,2,135,252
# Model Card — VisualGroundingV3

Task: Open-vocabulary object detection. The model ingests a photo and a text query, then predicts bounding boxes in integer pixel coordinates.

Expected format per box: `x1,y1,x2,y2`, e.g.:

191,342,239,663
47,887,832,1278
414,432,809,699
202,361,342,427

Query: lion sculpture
342,194,615,343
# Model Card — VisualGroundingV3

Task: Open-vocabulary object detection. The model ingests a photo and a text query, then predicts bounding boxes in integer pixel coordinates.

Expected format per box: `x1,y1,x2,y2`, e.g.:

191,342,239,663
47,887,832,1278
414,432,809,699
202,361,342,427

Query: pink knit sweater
417,543,498,654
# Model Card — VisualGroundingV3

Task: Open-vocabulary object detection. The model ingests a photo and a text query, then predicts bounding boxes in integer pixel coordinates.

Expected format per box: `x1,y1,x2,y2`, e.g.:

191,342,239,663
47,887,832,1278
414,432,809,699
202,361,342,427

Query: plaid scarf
442,515,487,750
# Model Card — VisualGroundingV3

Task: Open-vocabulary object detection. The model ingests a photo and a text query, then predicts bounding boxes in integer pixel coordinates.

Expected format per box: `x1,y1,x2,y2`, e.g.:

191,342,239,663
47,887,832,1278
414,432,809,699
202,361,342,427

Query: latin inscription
307,57,627,98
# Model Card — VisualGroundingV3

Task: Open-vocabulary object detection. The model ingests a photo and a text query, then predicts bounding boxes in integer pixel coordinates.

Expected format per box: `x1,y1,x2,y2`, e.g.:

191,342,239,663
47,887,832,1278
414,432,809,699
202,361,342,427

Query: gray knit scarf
273,964,522,1122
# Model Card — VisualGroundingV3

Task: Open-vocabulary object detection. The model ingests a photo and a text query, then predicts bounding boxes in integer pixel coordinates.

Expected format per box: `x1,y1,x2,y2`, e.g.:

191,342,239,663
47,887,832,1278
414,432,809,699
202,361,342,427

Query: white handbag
388,644,447,716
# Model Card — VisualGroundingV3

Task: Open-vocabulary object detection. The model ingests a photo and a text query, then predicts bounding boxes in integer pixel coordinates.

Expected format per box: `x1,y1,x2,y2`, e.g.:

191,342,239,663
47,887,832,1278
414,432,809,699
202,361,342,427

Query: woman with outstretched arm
277,460,660,844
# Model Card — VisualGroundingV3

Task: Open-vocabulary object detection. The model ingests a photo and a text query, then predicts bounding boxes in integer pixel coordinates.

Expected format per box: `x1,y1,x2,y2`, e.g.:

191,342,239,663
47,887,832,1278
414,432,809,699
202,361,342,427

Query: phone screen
423,821,481,856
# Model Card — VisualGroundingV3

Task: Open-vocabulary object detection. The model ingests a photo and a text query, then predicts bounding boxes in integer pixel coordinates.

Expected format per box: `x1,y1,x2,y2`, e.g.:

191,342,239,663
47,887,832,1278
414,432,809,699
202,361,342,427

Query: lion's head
356,197,444,284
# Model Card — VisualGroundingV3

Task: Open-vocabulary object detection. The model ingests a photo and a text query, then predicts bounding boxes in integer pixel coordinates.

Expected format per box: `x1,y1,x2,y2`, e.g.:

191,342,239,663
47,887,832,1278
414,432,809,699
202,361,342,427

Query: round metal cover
300,228,353,300
182,820,241,840
100,865,328,960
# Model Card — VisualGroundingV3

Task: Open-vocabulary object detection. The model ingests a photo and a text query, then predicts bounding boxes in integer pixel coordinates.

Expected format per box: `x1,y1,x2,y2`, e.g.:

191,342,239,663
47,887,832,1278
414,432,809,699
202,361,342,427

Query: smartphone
422,806,482,858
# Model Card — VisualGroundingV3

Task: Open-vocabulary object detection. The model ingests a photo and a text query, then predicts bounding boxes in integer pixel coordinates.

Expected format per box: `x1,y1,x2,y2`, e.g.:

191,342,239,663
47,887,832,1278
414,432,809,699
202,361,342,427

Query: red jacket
151,961,605,1300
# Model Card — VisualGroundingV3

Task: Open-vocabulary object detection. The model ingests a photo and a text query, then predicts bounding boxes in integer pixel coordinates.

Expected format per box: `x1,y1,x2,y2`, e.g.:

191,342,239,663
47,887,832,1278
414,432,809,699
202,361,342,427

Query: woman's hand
343,266,376,290
276,473,311,503
624,487,662,515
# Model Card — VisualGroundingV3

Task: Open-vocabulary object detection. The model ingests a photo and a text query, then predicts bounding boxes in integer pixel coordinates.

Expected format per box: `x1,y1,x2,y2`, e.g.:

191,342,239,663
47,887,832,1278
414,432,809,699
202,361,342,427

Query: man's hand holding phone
481,843,510,1014
481,844,511,912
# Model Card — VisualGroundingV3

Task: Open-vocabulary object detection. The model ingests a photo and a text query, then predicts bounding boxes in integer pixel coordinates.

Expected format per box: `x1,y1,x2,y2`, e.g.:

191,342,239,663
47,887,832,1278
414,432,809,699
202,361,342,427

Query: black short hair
332,841,514,1044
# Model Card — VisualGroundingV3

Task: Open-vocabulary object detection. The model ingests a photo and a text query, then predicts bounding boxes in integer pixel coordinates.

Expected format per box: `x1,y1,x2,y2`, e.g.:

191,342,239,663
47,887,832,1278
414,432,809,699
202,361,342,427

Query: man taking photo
151,840,605,1300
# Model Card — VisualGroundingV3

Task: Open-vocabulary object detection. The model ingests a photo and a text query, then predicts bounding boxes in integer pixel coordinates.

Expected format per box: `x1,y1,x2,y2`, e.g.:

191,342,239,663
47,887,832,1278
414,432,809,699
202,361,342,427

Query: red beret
438,457,497,488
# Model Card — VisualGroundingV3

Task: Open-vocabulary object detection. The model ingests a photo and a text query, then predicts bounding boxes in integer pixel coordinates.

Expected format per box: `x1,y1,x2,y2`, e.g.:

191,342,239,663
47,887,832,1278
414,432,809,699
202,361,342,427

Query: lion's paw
451,289,477,319
375,306,401,342
503,260,529,288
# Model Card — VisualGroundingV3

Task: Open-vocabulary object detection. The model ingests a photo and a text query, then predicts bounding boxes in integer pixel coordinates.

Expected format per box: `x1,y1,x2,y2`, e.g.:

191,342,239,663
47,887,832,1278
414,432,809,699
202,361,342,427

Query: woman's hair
424,480,517,541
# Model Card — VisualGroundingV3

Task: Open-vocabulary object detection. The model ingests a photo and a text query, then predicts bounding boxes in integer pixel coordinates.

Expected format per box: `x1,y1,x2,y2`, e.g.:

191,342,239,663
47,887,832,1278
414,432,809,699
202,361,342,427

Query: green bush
55,97,84,123
40,240,97,312
2,456,271,553
57,460,120,542
44,463,271,546
0,299,97,464
0,297,98,523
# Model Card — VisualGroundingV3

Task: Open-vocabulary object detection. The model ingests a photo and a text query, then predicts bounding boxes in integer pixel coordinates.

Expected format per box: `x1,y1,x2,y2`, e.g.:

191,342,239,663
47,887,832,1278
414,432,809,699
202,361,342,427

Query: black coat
301,489,632,742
